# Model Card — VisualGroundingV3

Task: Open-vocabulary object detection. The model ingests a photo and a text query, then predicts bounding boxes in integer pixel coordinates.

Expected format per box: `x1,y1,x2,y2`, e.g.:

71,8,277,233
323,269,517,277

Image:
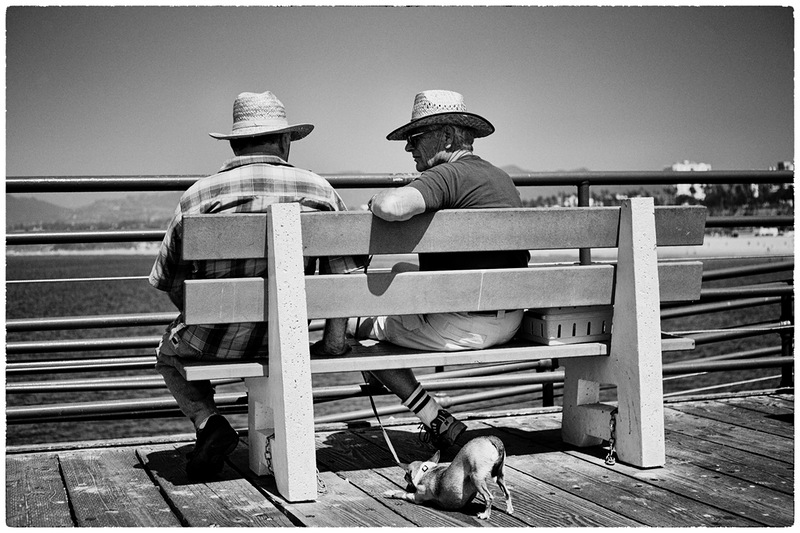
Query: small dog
383,435,513,520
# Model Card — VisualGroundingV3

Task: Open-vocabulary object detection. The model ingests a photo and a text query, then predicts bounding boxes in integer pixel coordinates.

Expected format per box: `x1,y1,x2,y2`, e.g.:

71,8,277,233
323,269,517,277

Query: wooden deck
6,390,794,527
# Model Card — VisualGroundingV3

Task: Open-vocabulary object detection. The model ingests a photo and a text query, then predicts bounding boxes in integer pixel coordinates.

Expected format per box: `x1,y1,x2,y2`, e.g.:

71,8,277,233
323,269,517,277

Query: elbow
374,196,414,221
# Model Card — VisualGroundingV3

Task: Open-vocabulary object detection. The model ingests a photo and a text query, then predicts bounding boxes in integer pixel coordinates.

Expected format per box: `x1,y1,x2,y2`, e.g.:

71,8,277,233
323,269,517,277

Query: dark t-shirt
408,154,530,271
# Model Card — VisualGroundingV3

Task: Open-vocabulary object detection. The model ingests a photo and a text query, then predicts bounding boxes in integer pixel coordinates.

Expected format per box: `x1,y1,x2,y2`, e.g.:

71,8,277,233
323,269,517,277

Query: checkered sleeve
149,212,191,308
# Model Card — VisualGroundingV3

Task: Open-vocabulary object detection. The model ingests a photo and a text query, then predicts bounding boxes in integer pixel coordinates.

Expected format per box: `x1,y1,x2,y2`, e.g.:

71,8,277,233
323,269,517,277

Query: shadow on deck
6,390,794,527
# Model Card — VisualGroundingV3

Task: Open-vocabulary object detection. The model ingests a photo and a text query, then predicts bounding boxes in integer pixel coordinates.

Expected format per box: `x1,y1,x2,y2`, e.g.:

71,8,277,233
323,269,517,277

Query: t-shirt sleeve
407,167,451,211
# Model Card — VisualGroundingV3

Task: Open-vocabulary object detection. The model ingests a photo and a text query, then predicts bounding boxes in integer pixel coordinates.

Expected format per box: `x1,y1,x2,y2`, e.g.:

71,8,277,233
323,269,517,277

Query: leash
367,389,405,469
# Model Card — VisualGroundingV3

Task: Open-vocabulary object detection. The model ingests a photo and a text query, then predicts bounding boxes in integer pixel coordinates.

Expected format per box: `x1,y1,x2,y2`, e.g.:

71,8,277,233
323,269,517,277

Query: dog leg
475,480,494,520
495,472,513,515
382,489,417,503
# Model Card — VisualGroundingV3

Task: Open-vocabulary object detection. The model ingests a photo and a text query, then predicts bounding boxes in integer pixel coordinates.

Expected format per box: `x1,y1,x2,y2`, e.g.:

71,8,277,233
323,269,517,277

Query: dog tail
486,435,506,478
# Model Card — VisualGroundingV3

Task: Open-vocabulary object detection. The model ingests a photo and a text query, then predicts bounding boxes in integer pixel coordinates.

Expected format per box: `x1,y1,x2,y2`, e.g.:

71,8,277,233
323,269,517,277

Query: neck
445,150,472,163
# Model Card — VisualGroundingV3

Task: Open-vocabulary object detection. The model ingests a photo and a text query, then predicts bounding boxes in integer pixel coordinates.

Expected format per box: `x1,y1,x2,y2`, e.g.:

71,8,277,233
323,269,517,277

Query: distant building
769,161,794,171
666,160,711,201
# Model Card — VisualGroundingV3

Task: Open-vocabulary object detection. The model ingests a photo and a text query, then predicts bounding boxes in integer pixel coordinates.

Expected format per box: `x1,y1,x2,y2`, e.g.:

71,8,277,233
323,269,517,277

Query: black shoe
186,415,239,480
420,409,467,450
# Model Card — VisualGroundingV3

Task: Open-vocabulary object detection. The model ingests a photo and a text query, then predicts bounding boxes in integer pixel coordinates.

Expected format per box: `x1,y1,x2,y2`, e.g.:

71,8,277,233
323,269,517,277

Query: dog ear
429,450,441,464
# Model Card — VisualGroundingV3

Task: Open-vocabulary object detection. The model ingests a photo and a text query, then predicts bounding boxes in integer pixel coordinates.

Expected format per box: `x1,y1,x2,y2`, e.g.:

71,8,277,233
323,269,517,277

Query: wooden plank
653,205,707,246
178,334,688,382
58,448,181,527
308,265,616,319
722,395,795,418
184,278,266,324
183,213,267,260
663,408,793,464
479,415,759,527
182,205,706,259
658,261,704,302
184,260,701,325
185,265,616,324
5,454,73,527
315,428,511,526
669,399,794,439
226,441,416,527
351,422,639,527
136,443,294,527
309,339,608,374
549,431,794,527
665,429,794,495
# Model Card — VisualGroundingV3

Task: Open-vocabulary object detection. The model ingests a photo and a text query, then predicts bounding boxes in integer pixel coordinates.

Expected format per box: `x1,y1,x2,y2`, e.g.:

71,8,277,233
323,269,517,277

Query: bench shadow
316,424,560,473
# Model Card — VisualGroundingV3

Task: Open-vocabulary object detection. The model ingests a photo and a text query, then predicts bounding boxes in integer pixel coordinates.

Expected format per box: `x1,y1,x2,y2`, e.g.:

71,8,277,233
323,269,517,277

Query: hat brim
209,123,314,141
386,112,494,141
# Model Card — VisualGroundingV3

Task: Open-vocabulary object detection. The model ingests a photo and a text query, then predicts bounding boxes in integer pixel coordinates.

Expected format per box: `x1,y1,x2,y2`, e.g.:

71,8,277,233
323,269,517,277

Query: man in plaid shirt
151,91,362,480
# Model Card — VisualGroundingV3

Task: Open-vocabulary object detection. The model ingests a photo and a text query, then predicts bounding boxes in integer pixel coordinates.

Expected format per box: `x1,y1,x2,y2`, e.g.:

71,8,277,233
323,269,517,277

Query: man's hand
309,339,351,357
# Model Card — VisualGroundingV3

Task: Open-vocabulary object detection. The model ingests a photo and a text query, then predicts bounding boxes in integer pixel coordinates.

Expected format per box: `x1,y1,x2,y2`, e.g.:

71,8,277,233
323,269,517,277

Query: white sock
402,384,442,427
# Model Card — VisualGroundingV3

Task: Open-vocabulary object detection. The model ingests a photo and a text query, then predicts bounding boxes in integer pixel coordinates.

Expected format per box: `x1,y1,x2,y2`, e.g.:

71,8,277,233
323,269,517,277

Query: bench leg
561,198,665,468
264,203,318,502
244,376,274,477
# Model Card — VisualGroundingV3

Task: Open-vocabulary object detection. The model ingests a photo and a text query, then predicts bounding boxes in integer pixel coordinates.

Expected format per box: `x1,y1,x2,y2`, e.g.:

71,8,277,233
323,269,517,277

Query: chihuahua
383,435,513,520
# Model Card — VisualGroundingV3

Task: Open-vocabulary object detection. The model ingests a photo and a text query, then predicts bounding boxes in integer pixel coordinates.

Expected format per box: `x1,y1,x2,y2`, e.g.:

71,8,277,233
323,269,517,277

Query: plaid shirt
150,154,362,359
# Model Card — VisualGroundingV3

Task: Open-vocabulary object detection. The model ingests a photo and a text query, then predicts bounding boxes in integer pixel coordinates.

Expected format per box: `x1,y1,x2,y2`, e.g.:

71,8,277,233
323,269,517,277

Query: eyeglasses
405,127,440,148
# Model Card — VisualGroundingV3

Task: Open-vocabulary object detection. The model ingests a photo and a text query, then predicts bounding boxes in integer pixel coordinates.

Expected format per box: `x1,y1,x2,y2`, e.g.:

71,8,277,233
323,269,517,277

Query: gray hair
447,125,475,151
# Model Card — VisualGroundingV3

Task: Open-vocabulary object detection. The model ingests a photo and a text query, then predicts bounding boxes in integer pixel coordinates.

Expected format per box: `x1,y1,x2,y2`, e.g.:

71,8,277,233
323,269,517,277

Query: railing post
779,286,794,388
578,181,591,265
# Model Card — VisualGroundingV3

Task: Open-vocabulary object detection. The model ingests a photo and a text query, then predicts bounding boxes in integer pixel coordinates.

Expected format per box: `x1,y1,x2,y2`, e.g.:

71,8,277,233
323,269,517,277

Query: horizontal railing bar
7,230,165,245
7,312,177,332
662,356,793,375
6,376,240,393
6,356,157,374
699,284,794,300
6,355,791,423
661,297,782,319
687,322,793,345
7,170,793,193
6,336,161,354
6,314,325,333
7,215,794,246
7,276,151,285
705,216,794,228
702,260,794,281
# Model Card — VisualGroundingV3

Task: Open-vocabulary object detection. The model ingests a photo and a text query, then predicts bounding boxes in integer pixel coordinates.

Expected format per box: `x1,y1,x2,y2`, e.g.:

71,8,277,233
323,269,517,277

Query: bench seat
177,334,695,381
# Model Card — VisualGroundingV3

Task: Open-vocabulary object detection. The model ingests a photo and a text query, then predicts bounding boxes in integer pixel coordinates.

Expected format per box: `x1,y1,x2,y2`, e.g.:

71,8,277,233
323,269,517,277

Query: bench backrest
182,201,706,325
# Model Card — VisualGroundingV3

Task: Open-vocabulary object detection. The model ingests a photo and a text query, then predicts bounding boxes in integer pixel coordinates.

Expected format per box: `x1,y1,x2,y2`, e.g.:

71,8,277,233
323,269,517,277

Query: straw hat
209,91,314,141
386,90,494,141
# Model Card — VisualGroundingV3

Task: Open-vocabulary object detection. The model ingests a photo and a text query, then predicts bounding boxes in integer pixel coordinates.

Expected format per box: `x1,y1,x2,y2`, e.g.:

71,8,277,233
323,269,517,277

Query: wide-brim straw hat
386,90,494,141
209,91,314,141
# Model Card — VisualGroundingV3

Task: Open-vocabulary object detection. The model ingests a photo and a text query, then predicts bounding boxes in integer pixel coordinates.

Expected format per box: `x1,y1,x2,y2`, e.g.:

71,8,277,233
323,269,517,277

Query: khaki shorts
366,310,524,351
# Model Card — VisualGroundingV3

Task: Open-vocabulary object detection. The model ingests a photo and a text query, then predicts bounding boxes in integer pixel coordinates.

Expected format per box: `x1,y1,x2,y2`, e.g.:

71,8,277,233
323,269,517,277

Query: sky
3,4,795,207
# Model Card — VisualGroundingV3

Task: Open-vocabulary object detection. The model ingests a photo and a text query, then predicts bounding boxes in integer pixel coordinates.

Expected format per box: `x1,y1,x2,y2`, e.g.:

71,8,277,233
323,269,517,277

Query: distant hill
6,192,182,230
6,196,75,228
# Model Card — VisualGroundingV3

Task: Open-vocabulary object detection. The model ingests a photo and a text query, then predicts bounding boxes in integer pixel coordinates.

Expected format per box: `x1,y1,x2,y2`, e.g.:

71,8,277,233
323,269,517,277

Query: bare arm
369,186,426,221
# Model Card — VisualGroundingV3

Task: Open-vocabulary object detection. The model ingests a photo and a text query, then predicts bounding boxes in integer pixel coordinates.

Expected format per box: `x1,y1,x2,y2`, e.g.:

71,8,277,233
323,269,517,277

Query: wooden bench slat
182,206,707,260
177,334,695,381
183,262,702,324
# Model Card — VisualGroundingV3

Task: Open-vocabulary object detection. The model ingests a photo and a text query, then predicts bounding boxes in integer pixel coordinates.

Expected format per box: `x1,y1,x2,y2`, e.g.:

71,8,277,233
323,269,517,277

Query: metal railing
5,171,794,432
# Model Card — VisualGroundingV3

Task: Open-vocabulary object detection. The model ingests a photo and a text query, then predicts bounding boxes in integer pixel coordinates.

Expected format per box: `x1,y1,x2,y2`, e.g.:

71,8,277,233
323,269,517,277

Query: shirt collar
219,154,293,172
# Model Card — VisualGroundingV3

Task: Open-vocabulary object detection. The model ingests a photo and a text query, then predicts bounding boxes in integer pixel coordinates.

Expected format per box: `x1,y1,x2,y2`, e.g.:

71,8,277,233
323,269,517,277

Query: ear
398,462,409,471
430,450,441,464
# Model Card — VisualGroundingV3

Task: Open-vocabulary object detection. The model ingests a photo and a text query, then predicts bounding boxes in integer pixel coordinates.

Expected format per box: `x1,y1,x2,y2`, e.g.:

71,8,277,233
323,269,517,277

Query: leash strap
367,391,404,468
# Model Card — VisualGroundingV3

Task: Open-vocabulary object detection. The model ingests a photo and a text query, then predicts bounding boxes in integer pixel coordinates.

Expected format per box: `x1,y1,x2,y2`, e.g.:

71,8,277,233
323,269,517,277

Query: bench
177,198,707,502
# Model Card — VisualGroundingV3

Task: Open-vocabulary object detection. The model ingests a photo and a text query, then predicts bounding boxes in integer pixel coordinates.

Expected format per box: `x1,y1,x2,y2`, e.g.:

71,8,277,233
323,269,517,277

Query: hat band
231,119,290,131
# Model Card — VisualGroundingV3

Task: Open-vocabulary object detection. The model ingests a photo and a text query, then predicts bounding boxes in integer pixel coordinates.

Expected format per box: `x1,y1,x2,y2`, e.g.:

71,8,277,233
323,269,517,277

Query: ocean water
5,254,789,447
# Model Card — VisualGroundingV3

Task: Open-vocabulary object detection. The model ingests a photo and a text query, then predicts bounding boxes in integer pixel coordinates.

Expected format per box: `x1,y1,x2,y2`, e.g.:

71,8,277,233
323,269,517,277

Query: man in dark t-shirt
356,90,529,449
